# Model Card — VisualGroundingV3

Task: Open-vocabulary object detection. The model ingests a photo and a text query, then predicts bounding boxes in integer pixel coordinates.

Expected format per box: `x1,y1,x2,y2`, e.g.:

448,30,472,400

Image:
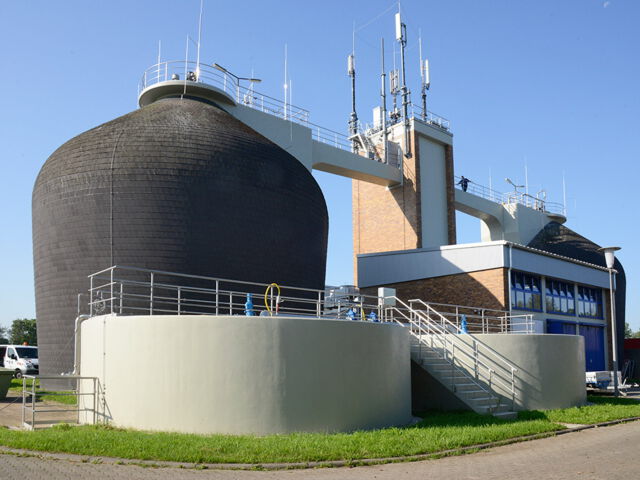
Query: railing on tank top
86,266,531,334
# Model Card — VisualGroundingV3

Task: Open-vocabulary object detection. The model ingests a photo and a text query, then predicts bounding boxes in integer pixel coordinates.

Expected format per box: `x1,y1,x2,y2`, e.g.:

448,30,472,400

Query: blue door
580,324,605,371
547,320,606,372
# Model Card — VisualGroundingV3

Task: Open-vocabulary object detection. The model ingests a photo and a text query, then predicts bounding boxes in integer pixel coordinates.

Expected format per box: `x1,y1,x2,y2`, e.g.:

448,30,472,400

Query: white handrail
387,297,500,406
391,296,517,410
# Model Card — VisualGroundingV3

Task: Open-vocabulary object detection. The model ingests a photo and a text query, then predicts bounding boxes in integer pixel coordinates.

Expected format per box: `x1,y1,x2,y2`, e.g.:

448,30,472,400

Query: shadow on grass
408,410,520,429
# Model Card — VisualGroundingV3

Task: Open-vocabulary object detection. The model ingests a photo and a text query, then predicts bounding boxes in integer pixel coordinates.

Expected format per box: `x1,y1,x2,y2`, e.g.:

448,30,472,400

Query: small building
358,236,617,372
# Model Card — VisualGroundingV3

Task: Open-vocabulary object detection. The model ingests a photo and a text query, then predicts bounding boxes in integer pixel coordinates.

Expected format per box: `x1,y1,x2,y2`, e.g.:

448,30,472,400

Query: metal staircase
388,297,519,418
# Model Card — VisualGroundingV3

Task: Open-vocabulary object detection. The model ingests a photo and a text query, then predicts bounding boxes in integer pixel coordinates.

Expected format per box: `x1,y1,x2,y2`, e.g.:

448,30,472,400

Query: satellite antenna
380,38,388,164
505,178,525,194
395,11,411,157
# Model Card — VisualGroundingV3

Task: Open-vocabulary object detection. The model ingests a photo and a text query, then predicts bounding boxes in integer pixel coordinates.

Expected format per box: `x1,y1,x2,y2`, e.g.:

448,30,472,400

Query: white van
0,345,39,378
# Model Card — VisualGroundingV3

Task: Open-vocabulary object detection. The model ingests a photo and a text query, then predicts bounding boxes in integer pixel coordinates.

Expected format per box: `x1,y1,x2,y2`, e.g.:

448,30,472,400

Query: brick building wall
352,129,421,283
352,126,456,283
360,268,508,310
444,144,457,245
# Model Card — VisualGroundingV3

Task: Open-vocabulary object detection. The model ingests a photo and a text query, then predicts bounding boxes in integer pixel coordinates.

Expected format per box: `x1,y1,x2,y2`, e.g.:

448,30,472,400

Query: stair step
465,396,497,405
493,411,518,420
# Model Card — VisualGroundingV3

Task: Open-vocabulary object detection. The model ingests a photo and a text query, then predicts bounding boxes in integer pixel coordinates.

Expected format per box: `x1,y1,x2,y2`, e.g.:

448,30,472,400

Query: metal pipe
609,268,619,396
72,315,91,375
381,38,388,164
398,19,411,158
348,53,358,151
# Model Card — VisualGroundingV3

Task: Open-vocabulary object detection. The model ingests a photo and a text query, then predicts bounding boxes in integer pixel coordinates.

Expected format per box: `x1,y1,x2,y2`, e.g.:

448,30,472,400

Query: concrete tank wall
79,315,412,434
461,334,586,410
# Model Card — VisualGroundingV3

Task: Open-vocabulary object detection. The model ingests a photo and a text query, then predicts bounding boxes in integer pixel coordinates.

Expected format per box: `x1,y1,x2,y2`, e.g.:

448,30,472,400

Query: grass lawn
0,396,637,465
0,411,560,464
519,395,640,425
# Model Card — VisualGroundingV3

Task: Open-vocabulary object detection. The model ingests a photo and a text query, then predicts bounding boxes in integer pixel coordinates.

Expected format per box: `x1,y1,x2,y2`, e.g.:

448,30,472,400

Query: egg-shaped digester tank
32,96,329,376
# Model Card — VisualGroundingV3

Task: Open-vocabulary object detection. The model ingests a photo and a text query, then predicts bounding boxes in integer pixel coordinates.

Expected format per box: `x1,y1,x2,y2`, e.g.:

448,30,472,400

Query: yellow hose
264,283,281,315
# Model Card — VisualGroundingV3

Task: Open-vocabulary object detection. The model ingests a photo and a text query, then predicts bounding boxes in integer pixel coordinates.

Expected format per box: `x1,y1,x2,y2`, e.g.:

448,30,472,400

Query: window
511,272,542,311
577,286,603,319
545,279,575,315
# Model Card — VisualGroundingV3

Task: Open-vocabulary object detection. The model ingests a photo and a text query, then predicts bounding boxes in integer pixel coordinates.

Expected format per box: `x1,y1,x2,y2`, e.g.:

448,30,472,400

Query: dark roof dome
33,96,329,375
528,221,625,365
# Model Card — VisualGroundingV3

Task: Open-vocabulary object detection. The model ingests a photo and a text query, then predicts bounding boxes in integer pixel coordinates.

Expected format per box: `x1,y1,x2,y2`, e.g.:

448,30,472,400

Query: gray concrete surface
80,315,411,434
0,394,77,429
0,421,638,479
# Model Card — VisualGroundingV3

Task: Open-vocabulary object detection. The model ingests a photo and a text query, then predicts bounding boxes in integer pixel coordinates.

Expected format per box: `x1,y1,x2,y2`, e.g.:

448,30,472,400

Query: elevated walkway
137,61,402,187
454,177,567,245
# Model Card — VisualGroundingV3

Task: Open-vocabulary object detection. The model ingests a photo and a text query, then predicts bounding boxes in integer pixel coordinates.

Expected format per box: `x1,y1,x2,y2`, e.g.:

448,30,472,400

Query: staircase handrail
388,296,517,409
386,298,501,406
409,299,518,376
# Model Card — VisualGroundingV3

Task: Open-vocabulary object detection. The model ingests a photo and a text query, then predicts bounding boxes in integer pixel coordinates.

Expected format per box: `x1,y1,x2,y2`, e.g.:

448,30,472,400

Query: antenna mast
284,44,288,120
195,0,204,80
419,30,430,122
396,11,411,157
348,53,358,151
381,38,388,164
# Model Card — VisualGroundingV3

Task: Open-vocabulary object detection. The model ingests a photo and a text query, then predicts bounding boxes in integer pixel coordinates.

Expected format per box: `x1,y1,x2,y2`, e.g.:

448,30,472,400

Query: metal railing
455,175,565,215
393,298,518,410
22,375,99,430
88,266,387,321
410,104,451,130
139,61,354,153
84,267,526,410
412,301,533,334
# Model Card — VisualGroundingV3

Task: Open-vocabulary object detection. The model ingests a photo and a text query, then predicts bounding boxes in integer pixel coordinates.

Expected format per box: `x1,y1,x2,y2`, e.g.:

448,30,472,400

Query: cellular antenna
381,38,388,164
419,30,430,122
395,11,411,157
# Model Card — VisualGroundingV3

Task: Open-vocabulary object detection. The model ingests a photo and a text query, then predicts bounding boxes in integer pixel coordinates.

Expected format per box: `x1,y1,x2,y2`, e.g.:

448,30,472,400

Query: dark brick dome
33,97,329,376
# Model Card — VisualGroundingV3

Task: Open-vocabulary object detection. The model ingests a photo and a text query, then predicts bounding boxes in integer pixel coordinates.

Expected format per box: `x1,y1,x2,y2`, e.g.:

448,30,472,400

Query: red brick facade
352,126,455,284
360,268,508,310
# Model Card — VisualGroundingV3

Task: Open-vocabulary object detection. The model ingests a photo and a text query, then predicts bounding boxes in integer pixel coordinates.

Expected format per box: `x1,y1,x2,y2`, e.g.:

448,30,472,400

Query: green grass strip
0,411,559,464
8,379,77,405
518,395,640,425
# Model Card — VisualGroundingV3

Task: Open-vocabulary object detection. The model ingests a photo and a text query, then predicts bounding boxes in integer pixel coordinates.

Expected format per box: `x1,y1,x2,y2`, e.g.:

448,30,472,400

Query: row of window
511,272,603,319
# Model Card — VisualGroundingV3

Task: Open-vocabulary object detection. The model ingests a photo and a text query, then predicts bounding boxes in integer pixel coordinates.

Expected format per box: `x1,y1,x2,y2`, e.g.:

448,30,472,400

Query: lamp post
212,63,261,102
598,246,621,397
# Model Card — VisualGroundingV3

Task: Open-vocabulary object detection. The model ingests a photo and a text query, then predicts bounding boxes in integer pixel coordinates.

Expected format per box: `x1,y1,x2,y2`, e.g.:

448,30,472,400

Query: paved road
0,421,639,479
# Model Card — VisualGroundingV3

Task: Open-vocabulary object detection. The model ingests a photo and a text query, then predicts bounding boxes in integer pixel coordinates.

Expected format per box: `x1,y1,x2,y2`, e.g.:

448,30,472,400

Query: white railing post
89,275,94,317
474,341,479,379
215,280,219,316
149,272,154,315
110,268,114,314
177,287,182,315
511,368,516,409
451,343,456,389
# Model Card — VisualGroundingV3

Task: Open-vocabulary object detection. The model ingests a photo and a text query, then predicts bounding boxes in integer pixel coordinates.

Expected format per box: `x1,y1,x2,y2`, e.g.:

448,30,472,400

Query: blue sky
0,0,638,330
